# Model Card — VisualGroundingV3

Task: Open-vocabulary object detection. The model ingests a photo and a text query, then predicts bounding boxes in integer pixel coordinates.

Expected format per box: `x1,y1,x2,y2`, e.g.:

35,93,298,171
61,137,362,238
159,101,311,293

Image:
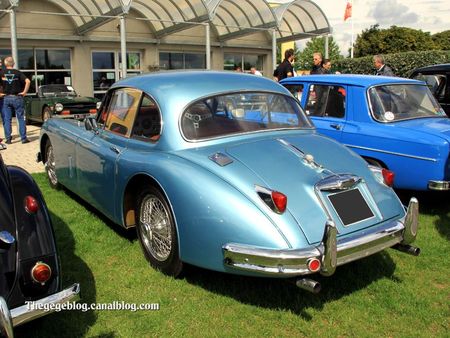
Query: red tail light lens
307,258,321,272
31,262,52,285
61,110,71,115
382,168,395,187
271,191,287,213
25,196,39,214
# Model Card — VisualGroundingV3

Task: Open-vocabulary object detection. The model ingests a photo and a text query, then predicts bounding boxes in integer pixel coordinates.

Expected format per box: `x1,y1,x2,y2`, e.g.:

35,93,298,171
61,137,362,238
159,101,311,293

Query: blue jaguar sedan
281,75,450,191
38,71,419,293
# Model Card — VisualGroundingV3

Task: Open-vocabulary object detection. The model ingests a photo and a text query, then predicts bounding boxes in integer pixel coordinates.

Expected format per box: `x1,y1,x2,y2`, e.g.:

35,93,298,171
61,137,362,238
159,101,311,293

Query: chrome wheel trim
43,109,51,121
139,194,172,262
45,145,58,186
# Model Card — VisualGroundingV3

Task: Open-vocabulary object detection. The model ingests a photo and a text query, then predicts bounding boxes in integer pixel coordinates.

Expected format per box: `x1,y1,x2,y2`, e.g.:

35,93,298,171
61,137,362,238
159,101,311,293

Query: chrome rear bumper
0,283,80,337
428,180,450,190
223,198,419,277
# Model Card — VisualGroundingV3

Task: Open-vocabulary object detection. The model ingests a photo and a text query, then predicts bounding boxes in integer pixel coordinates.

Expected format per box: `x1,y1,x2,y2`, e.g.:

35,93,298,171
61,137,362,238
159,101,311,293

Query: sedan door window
131,95,162,142
104,88,142,137
306,85,346,118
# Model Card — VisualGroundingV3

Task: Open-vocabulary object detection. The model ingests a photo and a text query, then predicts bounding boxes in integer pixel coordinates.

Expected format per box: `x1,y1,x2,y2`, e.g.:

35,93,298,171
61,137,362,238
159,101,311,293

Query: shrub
334,50,450,77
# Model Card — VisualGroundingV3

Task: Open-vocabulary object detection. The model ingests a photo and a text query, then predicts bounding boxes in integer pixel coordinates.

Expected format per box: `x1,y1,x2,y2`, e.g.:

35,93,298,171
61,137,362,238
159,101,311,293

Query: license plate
327,188,374,226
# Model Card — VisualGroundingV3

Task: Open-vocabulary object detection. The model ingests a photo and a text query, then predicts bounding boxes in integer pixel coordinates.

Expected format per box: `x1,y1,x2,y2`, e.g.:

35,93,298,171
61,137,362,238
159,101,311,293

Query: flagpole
351,0,354,58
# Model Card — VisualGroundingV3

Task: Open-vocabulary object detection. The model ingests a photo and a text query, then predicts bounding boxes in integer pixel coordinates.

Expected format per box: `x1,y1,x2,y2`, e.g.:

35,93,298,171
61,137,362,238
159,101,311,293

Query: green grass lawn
16,174,449,337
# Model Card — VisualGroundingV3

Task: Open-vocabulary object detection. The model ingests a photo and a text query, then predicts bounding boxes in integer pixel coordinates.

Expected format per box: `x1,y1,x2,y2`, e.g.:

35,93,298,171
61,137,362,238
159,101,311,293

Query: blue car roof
280,74,422,88
112,70,291,105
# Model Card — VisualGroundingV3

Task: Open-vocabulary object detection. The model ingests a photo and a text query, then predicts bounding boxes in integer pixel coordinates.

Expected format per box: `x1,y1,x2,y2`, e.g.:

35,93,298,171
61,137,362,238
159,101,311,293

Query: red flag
344,1,352,21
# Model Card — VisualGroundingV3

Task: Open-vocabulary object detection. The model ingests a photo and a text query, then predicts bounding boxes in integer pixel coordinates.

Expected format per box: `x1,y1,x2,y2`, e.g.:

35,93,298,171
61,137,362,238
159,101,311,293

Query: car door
75,87,142,220
306,84,347,142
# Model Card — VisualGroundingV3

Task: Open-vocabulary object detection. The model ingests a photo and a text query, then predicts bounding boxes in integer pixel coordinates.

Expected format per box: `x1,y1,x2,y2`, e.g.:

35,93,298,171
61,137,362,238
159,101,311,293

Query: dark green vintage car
25,84,100,123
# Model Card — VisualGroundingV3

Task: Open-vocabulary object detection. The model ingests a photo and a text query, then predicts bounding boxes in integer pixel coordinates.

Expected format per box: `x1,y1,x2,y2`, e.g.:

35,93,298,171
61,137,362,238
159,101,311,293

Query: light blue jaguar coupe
38,71,419,293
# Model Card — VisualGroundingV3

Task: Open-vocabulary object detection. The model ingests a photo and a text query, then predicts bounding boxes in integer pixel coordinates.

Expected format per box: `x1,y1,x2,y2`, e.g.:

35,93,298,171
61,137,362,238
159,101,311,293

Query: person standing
0,56,31,144
373,55,394,76
250,67,262,76
310,52,326,74
273,48,295,82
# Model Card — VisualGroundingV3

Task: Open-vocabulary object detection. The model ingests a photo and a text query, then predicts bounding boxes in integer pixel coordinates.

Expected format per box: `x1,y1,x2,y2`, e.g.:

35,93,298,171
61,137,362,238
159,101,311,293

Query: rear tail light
61,110,70,115
89,109,97,114
271,191,287,213
25,196,39,214
368,165,395,187
307,258,321,272
31,262,52,285
382,168,395,187
256,185,287,214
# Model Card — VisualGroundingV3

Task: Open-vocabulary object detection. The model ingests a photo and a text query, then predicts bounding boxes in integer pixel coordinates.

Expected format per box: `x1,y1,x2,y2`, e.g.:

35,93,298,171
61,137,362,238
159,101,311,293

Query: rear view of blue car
282,74,450,191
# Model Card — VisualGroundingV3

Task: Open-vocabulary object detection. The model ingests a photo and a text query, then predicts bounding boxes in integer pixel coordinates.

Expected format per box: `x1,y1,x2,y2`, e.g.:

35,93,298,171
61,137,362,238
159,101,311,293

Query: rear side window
104,88,142,137
283,84,304,102
131,95,162,142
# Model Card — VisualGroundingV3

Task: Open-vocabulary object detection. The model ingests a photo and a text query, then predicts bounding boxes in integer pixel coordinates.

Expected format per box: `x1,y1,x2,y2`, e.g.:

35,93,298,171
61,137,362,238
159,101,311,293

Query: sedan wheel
45,140,60,189
136,187,183,276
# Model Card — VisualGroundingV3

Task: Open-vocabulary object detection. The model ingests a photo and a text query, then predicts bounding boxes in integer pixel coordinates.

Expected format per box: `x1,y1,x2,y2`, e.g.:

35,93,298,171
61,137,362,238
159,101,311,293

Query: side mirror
85,116,98,133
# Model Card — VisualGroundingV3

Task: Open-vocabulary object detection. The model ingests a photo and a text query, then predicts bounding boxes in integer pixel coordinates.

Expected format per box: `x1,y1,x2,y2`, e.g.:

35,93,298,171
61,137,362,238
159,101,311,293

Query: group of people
273,48,394,81
0,56,30,145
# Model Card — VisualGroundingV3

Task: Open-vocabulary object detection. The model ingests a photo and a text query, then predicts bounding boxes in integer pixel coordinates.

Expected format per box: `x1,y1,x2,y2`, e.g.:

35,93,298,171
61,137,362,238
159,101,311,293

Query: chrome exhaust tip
296,278,321,294
393,243,421,256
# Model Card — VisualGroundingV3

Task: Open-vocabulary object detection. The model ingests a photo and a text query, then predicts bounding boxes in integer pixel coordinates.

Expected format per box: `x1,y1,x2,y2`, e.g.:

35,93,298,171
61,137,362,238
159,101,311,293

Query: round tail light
307,258,321,273
31,262,52,285
25,196,39,214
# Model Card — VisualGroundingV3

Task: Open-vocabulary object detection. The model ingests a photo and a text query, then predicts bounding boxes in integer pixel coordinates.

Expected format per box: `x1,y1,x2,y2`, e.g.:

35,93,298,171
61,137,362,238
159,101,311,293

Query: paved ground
0,119,45,173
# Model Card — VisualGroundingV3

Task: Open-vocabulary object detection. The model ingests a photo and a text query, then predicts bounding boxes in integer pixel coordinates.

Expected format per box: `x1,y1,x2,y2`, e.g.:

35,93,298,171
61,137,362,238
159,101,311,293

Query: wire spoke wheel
139,195,172,261
45,141,59,189
136,187,182,276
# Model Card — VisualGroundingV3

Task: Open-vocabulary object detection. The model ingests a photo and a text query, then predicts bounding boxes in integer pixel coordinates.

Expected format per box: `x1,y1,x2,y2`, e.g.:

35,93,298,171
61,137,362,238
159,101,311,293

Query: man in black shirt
0,56,31,144
273,48,295,82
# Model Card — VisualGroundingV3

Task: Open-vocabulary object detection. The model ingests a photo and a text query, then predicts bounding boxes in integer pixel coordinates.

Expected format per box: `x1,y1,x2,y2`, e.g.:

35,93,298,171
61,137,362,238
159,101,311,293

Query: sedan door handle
330,123,342,130
110,146,120,154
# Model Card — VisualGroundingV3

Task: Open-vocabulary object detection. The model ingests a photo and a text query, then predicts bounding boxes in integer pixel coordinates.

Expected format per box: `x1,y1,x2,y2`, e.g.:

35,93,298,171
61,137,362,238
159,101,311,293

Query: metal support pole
119,15,127,79
205,24,210,70
9,9,18,67
272,29,277,75
324,35,329,59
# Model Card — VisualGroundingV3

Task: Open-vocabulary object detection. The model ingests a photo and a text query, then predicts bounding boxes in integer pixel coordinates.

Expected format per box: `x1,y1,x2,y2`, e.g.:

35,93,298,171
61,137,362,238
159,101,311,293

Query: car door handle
110,146,120,154
330,123,342,130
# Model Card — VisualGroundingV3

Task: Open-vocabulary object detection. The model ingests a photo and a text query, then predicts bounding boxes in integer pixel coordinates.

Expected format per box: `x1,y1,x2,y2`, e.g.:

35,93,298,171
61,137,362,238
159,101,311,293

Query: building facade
0,0,330,98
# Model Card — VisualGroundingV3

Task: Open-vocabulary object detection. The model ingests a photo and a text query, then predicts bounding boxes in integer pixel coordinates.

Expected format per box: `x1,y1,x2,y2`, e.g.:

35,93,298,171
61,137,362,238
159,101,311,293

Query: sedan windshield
368,84,445,122
181,92,313,140
40,84,77,97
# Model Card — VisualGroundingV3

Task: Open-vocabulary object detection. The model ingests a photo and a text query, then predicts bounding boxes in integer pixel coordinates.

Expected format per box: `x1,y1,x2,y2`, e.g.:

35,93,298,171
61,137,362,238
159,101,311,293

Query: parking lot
0,119,44,173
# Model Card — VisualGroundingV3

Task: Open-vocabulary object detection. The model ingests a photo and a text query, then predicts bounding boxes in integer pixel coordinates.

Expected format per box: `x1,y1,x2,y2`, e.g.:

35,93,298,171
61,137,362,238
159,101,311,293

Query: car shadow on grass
182,251,397,320
14,211,97,338
396,189,450,240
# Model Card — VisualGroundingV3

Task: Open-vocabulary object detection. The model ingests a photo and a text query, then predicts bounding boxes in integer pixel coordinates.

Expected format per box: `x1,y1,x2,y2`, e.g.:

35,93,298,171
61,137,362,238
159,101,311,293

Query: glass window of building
159,52,205,70
224,53,264,74
0,48,72,94
93,51,142,99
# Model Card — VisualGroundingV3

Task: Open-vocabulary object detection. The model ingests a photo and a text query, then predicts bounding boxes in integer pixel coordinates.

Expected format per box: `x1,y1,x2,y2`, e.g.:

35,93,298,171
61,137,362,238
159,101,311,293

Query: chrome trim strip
428,180,450,190
344,144,437,162
10,283,80,327
223,211,415,276
0,297,13,338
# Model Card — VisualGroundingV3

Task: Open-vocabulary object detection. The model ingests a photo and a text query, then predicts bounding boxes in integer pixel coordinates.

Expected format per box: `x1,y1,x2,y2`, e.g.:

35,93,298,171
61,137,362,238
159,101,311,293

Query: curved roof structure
273,0,331,42
5,0,331,42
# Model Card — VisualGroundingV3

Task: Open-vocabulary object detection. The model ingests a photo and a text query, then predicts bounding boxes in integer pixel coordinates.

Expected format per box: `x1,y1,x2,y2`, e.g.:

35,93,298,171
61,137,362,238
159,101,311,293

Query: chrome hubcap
45,146,58,186
139,195,172,261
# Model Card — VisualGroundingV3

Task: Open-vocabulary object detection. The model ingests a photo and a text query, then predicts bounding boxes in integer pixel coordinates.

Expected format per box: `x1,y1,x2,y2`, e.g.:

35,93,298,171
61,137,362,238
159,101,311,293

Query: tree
353,25,436,57
294,36,342,71
432,30,450,50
